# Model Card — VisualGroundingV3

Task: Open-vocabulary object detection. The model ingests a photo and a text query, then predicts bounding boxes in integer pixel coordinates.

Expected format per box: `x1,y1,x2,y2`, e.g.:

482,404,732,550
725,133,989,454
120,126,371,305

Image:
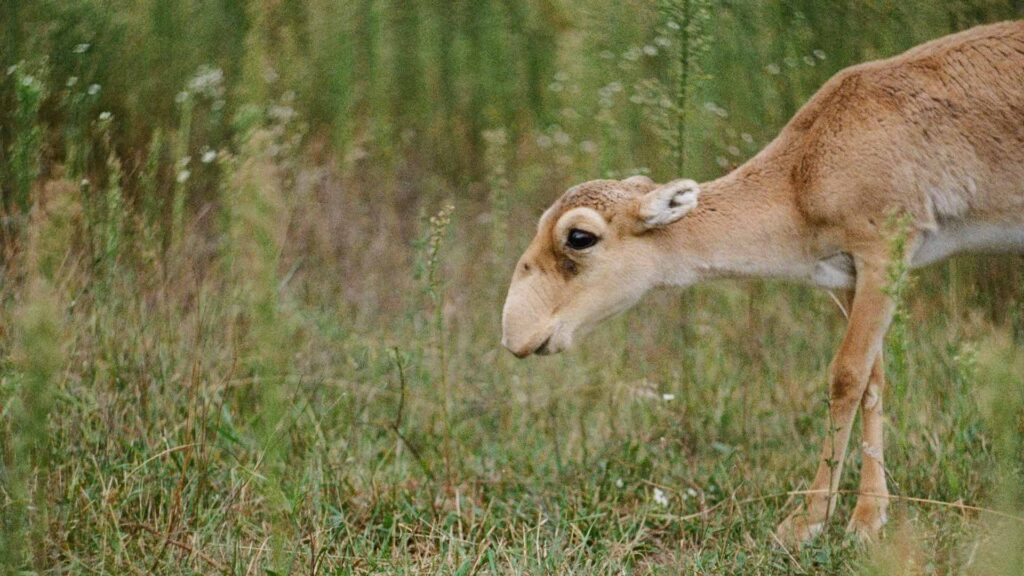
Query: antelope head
501,175,701,358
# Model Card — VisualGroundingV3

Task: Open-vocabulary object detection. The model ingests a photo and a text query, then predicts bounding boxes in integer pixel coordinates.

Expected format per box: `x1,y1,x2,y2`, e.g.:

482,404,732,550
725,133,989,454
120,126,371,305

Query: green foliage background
0,1,1022,573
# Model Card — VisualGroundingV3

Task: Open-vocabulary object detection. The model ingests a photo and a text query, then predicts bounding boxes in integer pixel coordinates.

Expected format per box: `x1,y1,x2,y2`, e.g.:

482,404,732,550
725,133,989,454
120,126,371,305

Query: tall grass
2,178,70,571
883,213,916,398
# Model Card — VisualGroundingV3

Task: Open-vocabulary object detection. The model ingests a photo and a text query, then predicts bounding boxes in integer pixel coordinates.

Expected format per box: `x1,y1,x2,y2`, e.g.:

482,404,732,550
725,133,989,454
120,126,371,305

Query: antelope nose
509,347,532,359
503,338,533,359
502,335,551,359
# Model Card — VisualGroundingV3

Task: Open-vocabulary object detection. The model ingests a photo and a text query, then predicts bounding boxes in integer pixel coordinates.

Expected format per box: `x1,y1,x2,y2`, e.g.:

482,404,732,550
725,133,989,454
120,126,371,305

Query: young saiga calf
501,21,1024,544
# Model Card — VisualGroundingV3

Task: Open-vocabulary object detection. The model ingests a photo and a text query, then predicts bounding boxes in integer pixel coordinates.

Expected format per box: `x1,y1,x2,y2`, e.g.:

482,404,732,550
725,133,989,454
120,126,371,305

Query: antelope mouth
534,336,553,356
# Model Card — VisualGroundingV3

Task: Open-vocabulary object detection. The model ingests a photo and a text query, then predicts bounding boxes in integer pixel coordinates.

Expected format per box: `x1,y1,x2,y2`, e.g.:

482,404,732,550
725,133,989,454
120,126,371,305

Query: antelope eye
566,228,599,250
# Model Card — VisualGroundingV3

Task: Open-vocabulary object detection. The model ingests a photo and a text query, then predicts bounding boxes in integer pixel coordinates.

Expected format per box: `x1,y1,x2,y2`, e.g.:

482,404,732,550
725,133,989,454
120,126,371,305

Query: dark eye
566,228,599,250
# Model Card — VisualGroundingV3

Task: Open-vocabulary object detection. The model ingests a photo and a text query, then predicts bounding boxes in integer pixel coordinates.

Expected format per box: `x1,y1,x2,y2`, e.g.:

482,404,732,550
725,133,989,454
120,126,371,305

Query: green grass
1,169,1021,573
2,1,1023,573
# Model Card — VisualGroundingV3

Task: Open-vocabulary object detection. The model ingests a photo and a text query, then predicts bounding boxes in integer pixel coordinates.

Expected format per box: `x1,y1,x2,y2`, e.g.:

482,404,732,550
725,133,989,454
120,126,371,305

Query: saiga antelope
500,21,1024,544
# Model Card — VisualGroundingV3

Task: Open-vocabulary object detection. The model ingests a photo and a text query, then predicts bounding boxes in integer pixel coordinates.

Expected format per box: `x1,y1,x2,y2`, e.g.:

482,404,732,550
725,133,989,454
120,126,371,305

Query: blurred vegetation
1,0,1022,573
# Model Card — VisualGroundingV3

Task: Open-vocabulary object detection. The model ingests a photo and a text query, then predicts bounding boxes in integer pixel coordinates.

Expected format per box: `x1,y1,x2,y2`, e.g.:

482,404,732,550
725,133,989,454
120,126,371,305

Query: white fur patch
861,442,883,462
862,384,879,410
811,253,856,289
912,221,1024,267
925,178,972,220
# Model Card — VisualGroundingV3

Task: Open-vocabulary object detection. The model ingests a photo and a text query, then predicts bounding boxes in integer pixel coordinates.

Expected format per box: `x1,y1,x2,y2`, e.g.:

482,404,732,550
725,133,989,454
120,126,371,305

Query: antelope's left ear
636,179,700,228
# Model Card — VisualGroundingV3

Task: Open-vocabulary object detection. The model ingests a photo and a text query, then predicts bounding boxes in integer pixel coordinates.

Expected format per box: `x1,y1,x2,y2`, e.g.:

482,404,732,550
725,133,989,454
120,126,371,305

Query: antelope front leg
776,264,895,546
847,352,889,539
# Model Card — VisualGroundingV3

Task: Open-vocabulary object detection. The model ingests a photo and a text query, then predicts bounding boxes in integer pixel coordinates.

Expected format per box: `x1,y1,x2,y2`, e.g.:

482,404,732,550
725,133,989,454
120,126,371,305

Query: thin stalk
675,0,692,175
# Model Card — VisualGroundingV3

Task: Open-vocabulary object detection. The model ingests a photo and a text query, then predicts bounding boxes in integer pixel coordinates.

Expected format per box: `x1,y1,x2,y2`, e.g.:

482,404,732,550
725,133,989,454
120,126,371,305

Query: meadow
1,1,1023,573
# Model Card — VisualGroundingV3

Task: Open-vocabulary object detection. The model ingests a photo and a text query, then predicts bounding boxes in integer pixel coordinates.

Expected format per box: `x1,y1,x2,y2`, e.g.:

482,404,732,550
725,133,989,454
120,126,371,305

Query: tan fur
502,21,1024,544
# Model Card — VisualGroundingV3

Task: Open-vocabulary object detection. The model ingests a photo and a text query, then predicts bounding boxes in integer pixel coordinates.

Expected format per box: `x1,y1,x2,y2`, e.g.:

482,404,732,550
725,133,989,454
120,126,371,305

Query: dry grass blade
124,523,231,575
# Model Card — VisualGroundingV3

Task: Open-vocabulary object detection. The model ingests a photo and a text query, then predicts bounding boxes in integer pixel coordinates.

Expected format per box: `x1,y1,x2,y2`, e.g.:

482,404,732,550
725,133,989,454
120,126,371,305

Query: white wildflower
813,49,827,60
73,43,91,54
268,104,297,124
187,65,225,99
87,83,101,96
66,76,78,87
704,102,728,118
345,146,368,163
643,45,658,56
666,20,680,30
765,63,781,75
176,169,191,183
653,487,669,507
201,149,217,164
98,111,112,121
662,393,675,401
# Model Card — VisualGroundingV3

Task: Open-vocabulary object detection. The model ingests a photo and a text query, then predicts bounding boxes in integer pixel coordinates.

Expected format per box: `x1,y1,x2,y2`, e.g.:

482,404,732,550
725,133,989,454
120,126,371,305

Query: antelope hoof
846,500,888,542
775,510,824,547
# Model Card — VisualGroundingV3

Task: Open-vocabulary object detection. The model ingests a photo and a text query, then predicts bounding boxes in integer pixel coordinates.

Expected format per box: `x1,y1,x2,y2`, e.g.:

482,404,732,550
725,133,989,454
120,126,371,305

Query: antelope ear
637,179,700,228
